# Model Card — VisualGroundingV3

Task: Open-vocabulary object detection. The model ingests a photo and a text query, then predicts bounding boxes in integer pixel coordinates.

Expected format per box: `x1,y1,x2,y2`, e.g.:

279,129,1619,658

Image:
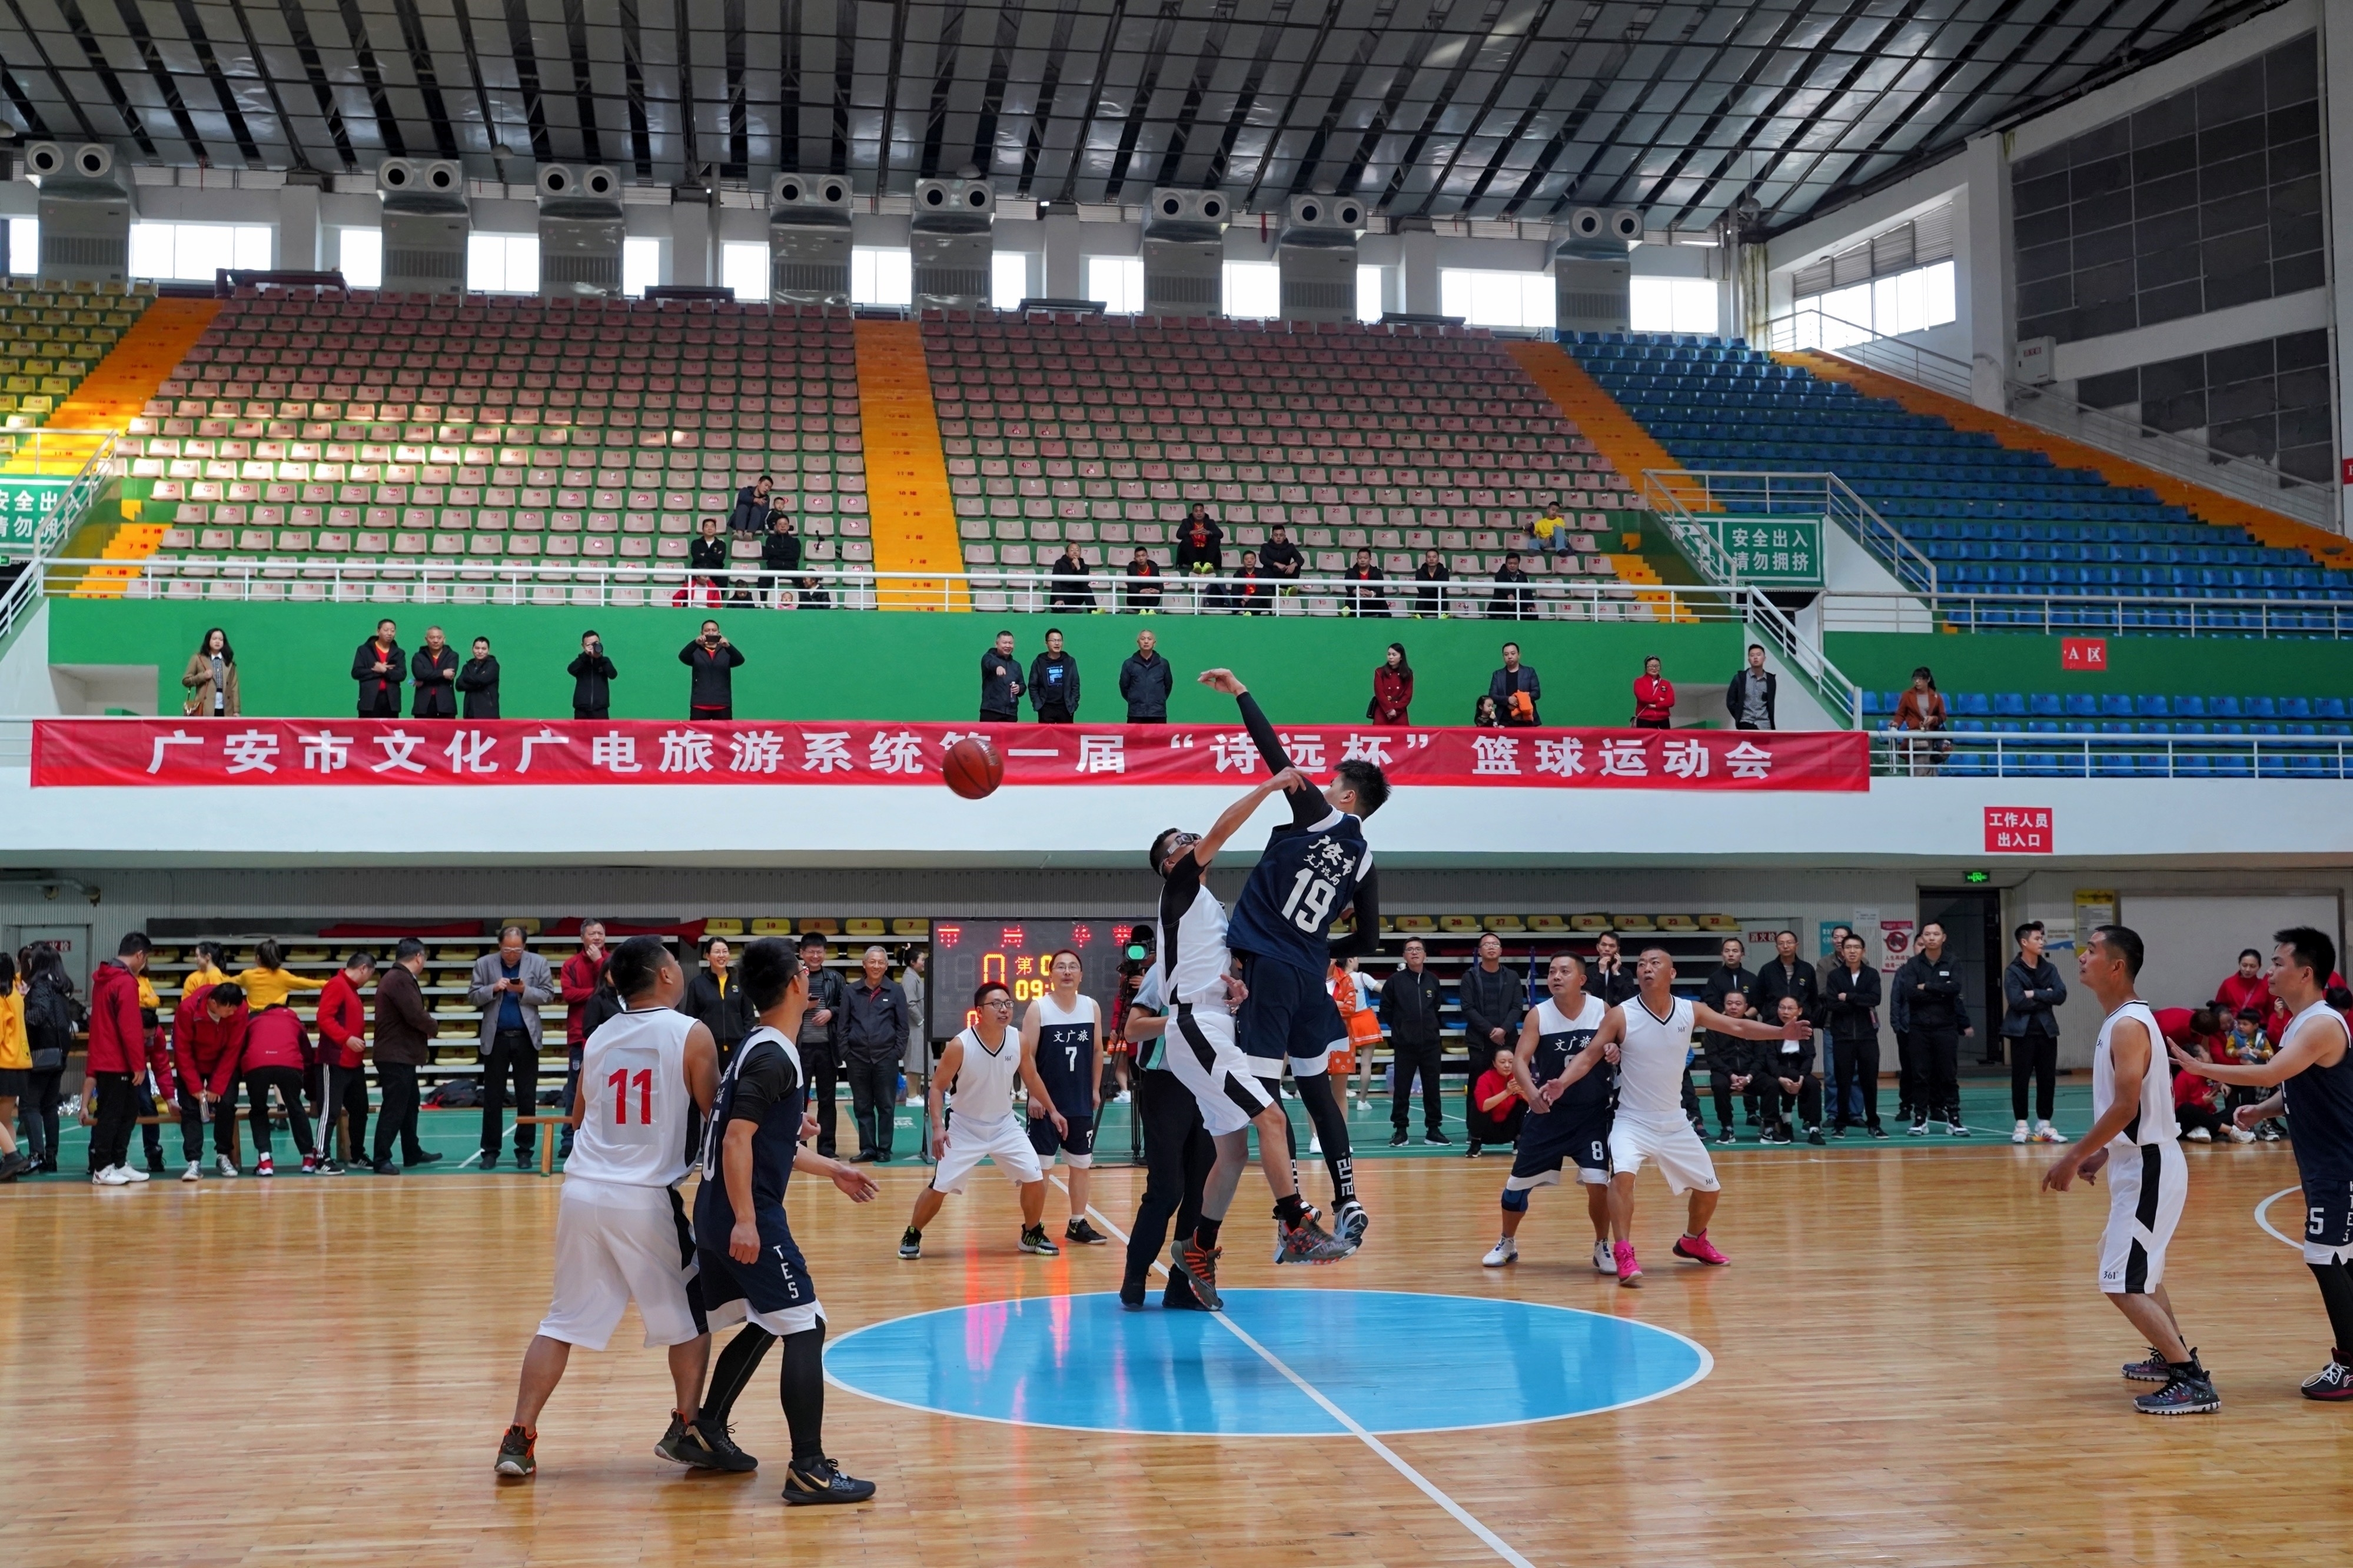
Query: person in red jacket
241,1003,320,1177
173,981,250,1179
1632,655,1674,729
2214,949,2272,1021
81,931,154,1186
317,952,376,1175
558,920,609,1160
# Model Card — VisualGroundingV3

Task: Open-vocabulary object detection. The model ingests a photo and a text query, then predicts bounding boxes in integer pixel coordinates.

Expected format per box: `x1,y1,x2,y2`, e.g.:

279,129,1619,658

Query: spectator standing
556,920,608,1160
1049,541,1092,611
168,977,244,1179
468,925,556,1171
1823,934,1886,1138
181,627,240,718
457,638,500,720
730,475,773,534
760,512,801,608
1172,503,1224,577
979,630,1025,720
1344,548,1390,617
682,936,754,1068
1726,644,1776,731
1367,642,1413,726
132,970,170,1178
1488,551,1532,620
240,999,319,1177
1230,550,1270,614
679,620,744,721
1488,642,1541,727
567,631,617,720
1892,922,1972,1136
1260,524,1304,592
1123,547,1164,613
1413,549,1451,618
1378,938,1447,1146
353,618,404,717
19,947,75,1175
2003,921,2068,1144
1758,994,1824,1144
1892,665,1947,775
842,946,909,1163
0,955,29,1181
411,627,458,719
368,938,440,1174
1632,655,1674,728
1119,629,1172,723
900,948,929,1104
1029,628,1081,722
689,517,730,604
797,936,845,1158
1587,931,1638,1006
81,933,151,1186
1458,934,1525,1154
234,940,326,1011
1754,930,1820,1024
316,951,374,1174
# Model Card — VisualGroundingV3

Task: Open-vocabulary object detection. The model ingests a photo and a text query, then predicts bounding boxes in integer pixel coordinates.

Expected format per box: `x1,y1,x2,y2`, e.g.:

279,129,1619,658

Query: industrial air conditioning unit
768,172,854,307
910,177,995,312
377,158,470,295
1552,207,1644,335
1276,194,1366,324
1141,189,1231,318
25,142,129,286
536,164,624,298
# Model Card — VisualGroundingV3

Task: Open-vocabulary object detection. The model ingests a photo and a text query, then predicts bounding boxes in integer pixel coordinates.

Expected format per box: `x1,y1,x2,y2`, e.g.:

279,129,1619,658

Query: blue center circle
825,1289,1709,1436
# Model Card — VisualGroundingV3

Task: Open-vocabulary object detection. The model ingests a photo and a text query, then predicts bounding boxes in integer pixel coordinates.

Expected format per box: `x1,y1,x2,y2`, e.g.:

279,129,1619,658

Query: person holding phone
680,620,745,721
568,631,618,720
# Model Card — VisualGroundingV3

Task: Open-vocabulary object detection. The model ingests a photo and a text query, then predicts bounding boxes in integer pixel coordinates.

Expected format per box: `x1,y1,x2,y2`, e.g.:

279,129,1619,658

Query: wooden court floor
4,1144,2349,1568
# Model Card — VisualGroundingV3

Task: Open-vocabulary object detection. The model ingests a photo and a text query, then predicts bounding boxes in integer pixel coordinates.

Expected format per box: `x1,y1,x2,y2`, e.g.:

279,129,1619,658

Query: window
128,222,272,281
5,217,36,275
1224,261,1279,318
1630,277,1720,335
1793,259,1955,344
467,233,539,294
623,237,662,297
335,228,381,289
1086,255,1144,314
1357,265,1386,322
851,247,911,307
720,242,769,301
993,252,1032,309
1439,269,1555,331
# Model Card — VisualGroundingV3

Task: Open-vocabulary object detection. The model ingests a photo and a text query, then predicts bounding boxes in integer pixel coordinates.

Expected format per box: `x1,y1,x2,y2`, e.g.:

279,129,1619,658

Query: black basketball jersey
694,1027,804,1229
1531,993,1613,1116
1031,993,1098,1116
1227,807,1372,973
2282,999,2353,1181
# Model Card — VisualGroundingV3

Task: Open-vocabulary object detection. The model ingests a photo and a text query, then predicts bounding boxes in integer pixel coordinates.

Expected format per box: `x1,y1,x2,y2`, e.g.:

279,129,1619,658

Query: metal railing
0,430,124,651
1742,581,1859,731
1643,468,1936,597
1869,731,2353,780
1766,307,1975,400
1818,586,2353,640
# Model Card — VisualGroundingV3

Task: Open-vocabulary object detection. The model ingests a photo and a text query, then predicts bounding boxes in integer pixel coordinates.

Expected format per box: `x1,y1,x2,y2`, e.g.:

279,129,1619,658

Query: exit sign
2061,637,2107,671
1985,807,2053,854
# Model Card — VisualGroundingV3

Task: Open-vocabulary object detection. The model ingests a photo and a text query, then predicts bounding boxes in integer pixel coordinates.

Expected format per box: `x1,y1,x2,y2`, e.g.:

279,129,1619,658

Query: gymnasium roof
0,0,2276,235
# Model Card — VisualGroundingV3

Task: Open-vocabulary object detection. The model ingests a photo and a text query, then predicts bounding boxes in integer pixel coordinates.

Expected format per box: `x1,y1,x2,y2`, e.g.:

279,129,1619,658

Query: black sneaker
1716,1126,1737,1144
1908,1120,1928,1138
782,1456,876,1506
2301,1353,2353,1401
2121,1347,2171,1383
898,1227,922,1260
1424,1130,1450,1145
1119,1277,1146,1311
495,1424,536,1478
1869,1125,1889,1140
1807,1128,1826,1146
1019,1224,1061,1255
1388,1130,1408,1147
407,1150,444,1168
657,1414,758,1472
479,1151,499,1170
2134,1363,2220,1416
1949,1122,1970,1138
373,1159,400,1176
1065,1217,1109,1246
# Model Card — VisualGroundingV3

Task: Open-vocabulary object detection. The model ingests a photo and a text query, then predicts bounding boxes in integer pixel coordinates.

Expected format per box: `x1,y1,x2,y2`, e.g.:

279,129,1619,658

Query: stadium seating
1860,688,2353,737
0,276,157,441
121,292,870,604
1564,332,2353,625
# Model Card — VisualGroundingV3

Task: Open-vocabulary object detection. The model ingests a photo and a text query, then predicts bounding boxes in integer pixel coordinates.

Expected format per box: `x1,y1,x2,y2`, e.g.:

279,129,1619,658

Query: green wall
55,600,1746,725
1829,631,2353,701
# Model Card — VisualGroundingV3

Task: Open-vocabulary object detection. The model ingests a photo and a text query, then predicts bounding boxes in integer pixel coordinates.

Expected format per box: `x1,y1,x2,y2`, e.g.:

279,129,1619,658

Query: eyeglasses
980,996,1013,1010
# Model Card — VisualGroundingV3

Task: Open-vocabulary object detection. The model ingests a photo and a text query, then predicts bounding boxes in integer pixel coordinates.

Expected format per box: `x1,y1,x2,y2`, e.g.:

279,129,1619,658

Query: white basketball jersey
1163,869,1237,1015
2093,1000,2176,1149
948,1025,1021,1126
567,1006,696,1187
1616,994,1695,1121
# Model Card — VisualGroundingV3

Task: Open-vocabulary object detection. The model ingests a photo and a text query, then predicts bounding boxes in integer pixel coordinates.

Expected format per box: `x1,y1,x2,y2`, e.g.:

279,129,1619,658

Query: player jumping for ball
1197,667,1385,1251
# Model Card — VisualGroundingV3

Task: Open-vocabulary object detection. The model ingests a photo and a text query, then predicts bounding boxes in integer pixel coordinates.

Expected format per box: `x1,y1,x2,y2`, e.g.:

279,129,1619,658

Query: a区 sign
1984,806,2053,854
2060,638,2107,671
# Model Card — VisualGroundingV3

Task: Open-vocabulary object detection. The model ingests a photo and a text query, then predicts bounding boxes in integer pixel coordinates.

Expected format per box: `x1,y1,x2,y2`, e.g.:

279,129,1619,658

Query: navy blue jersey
1227,807,1374,973
1531,994,1613,1116
694,1028,803,1226
2281,1000,2353,1181
1030,994,1099,1116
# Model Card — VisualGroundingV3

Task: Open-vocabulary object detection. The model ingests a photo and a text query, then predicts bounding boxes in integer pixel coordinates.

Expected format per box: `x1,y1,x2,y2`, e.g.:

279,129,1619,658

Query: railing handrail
1765,305,1975,400
0,431,123,650
1643,468,1936,598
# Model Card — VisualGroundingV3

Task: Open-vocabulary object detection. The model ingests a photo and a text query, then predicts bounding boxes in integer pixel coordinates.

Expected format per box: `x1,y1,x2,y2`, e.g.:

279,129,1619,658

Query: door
16,923,92,1001
1916,891,2002,1070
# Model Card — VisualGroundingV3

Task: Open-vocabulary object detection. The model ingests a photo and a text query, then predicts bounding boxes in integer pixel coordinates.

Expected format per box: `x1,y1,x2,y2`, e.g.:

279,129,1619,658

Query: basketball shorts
1506,1104,1612,1193
1238,954,1348,1077
1167,1005,1275,1137
1029,1109,1096,1168
931,1111,1044,1193
2298,1171,2353,1266
536,1177,707,1351
699,1207,825,1337
2099,1140,2186,1295
1608,1113,1720,1196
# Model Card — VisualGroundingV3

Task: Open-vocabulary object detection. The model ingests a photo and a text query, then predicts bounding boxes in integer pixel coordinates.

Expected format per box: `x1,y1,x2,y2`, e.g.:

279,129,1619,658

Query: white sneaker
2034,1121,2063,1143
1308,1134,1322,1154
1481,1237,1518,1268
118,1163,151,1183
2185,1127,2212,1143
1114,1090,1132,1104
91,1166,132,1186
215,1154,240,1178
2226,1126,2256,1144
181,1161,201,1183
1593,1239,1616,1274
2012,1121,2029,1144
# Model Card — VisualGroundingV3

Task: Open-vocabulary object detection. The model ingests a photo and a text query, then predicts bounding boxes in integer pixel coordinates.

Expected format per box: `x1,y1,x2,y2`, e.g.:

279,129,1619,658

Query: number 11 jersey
566,1005,696,1188
1226,807,1373,973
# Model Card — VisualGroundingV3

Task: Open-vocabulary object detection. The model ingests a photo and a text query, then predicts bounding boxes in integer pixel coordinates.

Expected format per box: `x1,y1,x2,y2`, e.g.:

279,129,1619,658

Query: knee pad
1500,1186,1530,1214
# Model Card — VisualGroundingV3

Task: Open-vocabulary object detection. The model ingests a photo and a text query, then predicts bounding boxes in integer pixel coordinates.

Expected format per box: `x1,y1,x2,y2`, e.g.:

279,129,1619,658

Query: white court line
1055,1177,1537,1568
2255,1185,2304,1249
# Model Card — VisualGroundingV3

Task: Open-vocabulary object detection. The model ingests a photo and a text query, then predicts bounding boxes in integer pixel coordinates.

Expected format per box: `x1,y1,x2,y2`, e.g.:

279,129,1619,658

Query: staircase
854,320,969,611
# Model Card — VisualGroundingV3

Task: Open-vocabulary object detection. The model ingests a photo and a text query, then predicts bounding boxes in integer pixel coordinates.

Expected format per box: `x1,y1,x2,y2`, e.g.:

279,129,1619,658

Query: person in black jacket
1585,931,1637,1006
410,625,457,719
1259,524,1303,591
1753,929,1820,1023
1172,502,1224,577
1412,549,1450,618
353,619,404,717
1700,991,1760,1145
1122,548,1164,614
454,637,500,720
689,517,732,604
1699,938,1760,1139
1457,934,1525,1155
1756,994,1824,1143
1726,643,1777,731
1488,644,1541,727
1377,938,1448,1146
1488,551,1531,620
1048,541,1092,611
682,936,755,1067
567,630,617,720
759,511,801,608
2002,921,2068,1143
796,936,844,1158
1119,628,1172,723
679,620,745,720
1893,923,1973,1136
1823,934,1885,1137
1029,628,1079,722
979,630,1024,720
729,475,772,534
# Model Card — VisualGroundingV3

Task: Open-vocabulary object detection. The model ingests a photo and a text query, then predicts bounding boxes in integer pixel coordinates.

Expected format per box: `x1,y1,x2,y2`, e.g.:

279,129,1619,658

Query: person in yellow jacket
187,941,231,991
235,939,328,1012
0,954,32,1180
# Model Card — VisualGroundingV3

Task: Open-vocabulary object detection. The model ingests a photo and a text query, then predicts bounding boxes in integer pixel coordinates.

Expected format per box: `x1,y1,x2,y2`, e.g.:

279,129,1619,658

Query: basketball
942,736,1003,800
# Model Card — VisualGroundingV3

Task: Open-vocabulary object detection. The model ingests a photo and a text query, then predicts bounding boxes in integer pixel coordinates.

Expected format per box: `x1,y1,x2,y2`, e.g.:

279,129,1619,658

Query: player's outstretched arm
2170,1021,2335,1087
1017,1033,1067,1137
795,1143,879,1201
1195,767,1308,868
1553,1011,1621,1096
1692,1000,1809,1042
1199,668,1315,807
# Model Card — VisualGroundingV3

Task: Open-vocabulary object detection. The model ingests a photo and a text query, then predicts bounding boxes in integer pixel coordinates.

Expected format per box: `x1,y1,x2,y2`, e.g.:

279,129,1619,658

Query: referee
1119,963,1214,1312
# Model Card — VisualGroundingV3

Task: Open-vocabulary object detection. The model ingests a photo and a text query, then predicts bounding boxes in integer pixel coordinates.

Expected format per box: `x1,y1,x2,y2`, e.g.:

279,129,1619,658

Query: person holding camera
680,621,745,721
568,631,618,720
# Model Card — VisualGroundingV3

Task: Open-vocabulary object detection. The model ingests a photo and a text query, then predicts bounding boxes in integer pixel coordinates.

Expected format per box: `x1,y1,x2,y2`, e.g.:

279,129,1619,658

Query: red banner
31,719,1867,791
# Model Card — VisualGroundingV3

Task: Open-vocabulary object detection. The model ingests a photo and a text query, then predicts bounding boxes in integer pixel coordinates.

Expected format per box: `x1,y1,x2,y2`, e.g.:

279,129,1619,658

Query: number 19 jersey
566,1006,696,1187
1226,807,1372,973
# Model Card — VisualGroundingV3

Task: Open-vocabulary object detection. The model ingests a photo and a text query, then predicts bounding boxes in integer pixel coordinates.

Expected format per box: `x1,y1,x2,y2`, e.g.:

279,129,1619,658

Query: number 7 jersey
565,1005,697,1188
1225,807,1373,974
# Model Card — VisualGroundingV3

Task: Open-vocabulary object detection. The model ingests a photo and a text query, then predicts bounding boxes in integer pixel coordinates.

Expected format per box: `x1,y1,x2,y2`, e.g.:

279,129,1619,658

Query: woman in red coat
1367,642,1413,725
1631,655,1674,728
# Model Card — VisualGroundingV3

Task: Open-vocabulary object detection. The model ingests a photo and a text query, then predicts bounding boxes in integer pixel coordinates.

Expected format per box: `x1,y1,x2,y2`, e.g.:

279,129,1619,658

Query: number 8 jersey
565,1005,696,1188
1226,807,1373,973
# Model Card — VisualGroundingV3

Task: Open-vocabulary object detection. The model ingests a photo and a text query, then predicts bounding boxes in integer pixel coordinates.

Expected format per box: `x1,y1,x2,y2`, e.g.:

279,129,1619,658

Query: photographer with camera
567,631,619,720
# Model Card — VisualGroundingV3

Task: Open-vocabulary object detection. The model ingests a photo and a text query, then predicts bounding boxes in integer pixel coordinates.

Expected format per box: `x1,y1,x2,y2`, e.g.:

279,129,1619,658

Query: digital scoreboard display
928,918,1138,1038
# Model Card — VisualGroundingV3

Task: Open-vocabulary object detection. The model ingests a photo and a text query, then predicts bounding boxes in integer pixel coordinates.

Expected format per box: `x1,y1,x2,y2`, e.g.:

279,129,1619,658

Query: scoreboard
928,918,1138,1038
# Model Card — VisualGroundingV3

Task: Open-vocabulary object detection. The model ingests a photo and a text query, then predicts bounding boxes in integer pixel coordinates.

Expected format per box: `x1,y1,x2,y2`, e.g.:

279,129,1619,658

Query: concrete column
2325,5,2353,527
670,188,714,288
1400,226,1438,315
1962,133,2010,412
1042,209,1082,299
277,176,323,271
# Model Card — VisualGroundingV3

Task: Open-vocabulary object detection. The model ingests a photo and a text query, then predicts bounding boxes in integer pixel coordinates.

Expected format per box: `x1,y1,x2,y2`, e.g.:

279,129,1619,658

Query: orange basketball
942,735,1003,800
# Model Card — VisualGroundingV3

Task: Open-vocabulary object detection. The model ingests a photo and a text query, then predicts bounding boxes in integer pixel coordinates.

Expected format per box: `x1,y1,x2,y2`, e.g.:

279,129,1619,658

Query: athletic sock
2309,1260,2353,1355
702,1324,777,1429
1273,1194,1307,1229
1194,1217,1222,1250
779,1322,827,1467
1292,1072,1357,1205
